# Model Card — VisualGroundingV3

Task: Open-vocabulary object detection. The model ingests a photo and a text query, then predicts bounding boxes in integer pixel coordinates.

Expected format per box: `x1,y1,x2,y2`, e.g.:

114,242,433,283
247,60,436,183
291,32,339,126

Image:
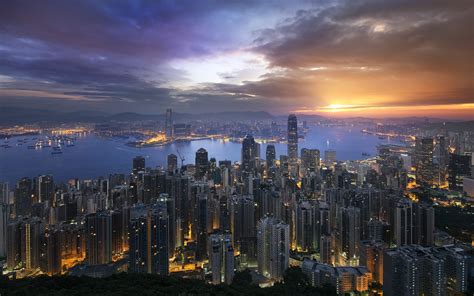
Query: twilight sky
0,0,473,118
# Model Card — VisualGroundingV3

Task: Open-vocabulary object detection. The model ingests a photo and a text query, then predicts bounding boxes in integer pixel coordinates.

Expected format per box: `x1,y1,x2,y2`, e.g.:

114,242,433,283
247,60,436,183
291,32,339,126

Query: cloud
0,0,472,117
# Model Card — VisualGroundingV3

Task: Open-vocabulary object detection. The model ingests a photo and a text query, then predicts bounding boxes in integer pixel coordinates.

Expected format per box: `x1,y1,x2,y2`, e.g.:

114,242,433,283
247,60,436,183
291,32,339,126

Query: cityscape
1,1,473,296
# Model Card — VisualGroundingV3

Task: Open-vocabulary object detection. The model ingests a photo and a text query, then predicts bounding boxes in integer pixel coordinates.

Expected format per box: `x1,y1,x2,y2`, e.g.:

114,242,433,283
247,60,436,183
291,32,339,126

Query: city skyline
1,1,473,119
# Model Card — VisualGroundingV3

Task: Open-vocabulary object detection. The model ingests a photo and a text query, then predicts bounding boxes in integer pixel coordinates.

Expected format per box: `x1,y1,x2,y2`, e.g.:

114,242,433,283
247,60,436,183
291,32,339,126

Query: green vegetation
1,267,337,296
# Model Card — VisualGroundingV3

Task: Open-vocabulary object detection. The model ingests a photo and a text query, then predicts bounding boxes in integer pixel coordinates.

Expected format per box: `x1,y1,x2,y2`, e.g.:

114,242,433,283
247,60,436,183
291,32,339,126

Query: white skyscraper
257,216,289,280
208,231,234,285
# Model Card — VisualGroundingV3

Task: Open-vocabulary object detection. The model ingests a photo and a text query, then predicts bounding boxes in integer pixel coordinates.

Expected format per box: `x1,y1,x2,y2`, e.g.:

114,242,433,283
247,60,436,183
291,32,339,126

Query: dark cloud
0,0,472,116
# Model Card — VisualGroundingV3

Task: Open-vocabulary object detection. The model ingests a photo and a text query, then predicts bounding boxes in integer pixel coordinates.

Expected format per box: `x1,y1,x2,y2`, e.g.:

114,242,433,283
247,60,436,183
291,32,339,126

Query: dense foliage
1,267,337,296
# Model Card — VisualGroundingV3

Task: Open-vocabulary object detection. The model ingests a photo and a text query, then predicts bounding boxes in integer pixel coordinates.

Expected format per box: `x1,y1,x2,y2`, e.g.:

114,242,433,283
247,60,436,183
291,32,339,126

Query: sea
0,125,405,185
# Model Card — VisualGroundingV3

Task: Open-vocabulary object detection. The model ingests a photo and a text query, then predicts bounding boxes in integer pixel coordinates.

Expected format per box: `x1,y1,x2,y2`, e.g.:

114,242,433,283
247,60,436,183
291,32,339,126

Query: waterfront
0,125,405,184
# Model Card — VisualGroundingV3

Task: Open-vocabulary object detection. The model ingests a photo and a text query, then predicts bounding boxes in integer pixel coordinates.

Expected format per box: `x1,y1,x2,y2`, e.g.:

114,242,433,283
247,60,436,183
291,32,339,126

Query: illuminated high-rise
287,114,298,162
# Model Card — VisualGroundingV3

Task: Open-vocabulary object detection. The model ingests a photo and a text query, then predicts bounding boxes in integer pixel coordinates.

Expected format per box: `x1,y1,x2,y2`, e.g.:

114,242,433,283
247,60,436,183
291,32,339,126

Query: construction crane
176,149,185,171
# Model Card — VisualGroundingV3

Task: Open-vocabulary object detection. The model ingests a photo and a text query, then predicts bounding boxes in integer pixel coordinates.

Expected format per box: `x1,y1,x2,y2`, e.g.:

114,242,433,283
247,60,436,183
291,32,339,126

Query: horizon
1,1,473,119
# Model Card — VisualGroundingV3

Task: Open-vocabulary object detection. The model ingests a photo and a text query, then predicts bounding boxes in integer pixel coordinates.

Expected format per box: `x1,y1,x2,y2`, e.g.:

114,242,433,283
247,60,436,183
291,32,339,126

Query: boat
362,152,370,156
51,151,63,155
27,145,36,149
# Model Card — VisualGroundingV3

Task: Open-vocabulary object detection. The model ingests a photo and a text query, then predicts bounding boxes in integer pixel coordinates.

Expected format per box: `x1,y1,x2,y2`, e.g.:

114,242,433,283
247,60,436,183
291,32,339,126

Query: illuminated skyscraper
287,114,298,162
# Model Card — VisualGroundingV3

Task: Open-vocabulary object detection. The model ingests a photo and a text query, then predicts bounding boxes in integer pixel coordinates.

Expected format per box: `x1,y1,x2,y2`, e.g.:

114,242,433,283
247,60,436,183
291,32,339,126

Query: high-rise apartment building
257,216,289,280
208,231,234,285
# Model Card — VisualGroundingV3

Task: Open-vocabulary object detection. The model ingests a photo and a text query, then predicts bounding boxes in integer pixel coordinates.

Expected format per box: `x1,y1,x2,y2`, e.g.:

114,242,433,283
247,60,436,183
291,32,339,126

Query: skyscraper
37,175,54,204
15,177,32,217
257,216,289,280
0,203,7,258
132,156,146,175
448,152,471,190
195,148,209,180
208,231,234,285
129,204,169,275
167,154,178,174
229,195,256,263
241,134,260,173
21,217,42,270
265,145,276,169
415,137,435,186
85,211,112,265
287,114,298,162
301,148,320,175
165,108,173,139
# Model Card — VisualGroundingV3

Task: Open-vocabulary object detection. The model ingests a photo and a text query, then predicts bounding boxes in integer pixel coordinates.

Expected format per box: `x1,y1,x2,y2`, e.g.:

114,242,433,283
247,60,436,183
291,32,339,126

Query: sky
0,0,473,119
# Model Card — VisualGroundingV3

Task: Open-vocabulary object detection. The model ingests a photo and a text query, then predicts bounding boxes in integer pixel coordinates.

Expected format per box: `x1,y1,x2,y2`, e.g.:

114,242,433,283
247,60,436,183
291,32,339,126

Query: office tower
265,145,276,169
319,235,331,265
37,175,54,204
229,195,255,264
295,200,318,252
383,245,469,296
129,205,169,275
132,156,146,175
165,108,173,139
85,211,112,265
15,177,32,217
257,216,289,280
0,203,8,257
21,217,42,270
393,200,413,246
360,240,385,284
448,152,471,190
195,148,209,180
6,220,21,270
415,137,435,186
208,231,234,285
167,154,178,174
44,227,62,275
324,150,337,165
301,148,320,174
241,134,260,173
339,206,361,263
287,114,298,162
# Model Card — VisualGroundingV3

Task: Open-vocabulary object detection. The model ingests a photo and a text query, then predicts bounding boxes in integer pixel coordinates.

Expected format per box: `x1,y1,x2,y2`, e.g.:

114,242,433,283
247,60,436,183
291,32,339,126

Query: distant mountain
0,107,276,125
